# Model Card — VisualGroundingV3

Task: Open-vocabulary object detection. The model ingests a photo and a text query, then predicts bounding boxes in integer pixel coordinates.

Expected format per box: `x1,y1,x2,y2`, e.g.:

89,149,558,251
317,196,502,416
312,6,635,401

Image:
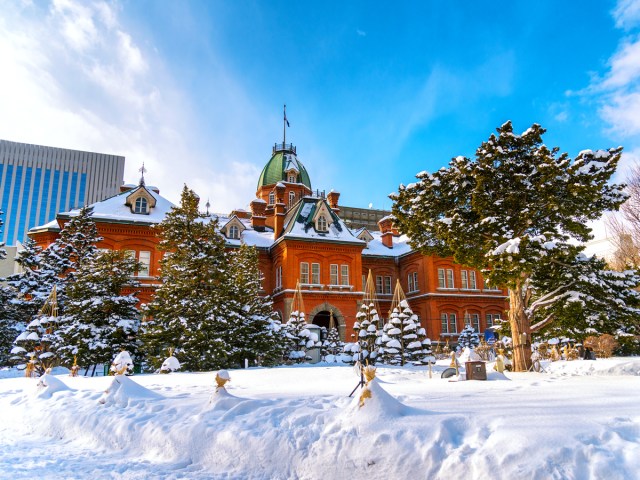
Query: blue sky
1,0,640,215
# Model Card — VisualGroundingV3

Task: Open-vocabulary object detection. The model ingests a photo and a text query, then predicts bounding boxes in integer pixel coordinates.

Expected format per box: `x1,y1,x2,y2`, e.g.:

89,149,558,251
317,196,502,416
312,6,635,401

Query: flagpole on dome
283,104,290,146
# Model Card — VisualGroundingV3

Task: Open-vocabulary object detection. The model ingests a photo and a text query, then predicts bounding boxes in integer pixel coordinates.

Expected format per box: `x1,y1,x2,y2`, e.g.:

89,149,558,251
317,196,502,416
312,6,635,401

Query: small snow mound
99,375,162,407
36,374,73,399
459,347,481,363
346,379,412,422
206,387,247,412
160,356,181,373
486,370,511,381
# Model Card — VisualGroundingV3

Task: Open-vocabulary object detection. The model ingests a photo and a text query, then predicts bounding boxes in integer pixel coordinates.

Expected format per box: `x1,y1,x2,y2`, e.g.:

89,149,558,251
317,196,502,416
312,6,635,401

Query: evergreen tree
140,186,232,371
322,326,343,359
354,302,379,363
392,121,634,371
379,308,403,365
225,244,286,367
56,249,140,370
284,310,309,363
457,325,480,349
0,209,20,366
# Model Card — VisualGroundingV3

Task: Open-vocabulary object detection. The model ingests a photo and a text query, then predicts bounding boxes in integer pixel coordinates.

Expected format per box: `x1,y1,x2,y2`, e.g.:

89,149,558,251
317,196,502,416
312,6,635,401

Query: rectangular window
139,251,151,276
441,313,457,334
330,264,339,285
461,270,469,289
341,265,349,286
412,272,418,292
275,266,282,289
469,271,477,289
311,263,320,284
486,313,501,328
464,313,480,332
7,166,24,245
449,313,458,333
384,276,392,294
38,169,51,226
446,269,454,289
376,275,383,294
69,172,78,209
16,167,33,244
438,268,445,288
78,173,87,207
60,171,70,212
300,262,309,284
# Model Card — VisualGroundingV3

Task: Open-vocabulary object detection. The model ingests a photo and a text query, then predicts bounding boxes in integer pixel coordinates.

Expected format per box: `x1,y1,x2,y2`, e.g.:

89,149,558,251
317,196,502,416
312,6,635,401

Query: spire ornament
139,163,147,186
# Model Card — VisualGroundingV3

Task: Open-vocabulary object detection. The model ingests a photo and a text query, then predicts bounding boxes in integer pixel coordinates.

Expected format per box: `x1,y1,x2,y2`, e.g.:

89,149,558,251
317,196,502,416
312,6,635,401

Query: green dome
257,147,312,191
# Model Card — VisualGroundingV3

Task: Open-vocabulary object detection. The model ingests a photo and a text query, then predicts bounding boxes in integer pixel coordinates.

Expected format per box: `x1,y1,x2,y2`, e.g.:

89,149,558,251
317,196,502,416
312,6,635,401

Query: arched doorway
312,310,332,330
309,303,345,341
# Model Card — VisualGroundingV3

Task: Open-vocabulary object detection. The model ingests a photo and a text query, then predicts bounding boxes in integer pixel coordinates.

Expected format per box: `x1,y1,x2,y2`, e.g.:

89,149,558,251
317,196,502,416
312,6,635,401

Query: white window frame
376,275,383,294
138,251,151,277
229,225,239,239
275,266,282,290
441,313,458,334
438,268,446,288
317,215,328,232
446,269,454,289
486,313,501,328
461,270,469,289
134,196,148,214
269,192,275,205
384,276,392,294
341,265,349,286
311,263,320,284
289,191,296,207
300,262,309,284
464,313,480,332
288,173,296,183
330,264,339,285
469,271,477,289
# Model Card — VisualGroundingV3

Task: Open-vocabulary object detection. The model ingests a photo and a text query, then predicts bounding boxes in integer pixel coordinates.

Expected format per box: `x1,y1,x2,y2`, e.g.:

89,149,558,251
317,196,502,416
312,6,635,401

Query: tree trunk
509,287,532,372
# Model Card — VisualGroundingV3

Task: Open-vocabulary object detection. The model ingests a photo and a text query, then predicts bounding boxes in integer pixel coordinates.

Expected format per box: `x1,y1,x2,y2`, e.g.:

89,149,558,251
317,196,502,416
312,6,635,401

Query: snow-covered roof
360,231,413,257
279,197,365,245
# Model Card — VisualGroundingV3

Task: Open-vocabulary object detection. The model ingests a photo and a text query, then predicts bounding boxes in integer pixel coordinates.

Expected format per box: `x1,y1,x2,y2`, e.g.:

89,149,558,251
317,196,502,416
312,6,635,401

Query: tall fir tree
379,308,403,365
224,244,286,367
0,209,20,366
392,121,636,371
140,186,232,371
284,310,309,363
56,249,140,370
457,325,480,349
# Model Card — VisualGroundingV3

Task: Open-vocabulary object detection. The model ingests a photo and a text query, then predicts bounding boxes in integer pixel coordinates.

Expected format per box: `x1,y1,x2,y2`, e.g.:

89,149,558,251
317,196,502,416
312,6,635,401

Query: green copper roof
257,151,312,190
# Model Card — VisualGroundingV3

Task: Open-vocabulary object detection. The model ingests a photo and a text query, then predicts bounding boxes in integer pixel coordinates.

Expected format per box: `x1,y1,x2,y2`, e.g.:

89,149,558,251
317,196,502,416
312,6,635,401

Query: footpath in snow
0,358,639,480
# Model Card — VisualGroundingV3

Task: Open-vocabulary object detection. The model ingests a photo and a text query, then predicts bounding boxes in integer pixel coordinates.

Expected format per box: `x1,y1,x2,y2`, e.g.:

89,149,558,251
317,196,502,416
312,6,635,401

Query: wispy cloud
356,29,366,37
0,0,264,212
582,0,640,138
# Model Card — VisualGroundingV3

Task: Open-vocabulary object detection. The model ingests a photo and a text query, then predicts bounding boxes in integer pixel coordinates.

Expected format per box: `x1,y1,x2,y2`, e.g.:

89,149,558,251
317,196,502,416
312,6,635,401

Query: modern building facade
0,139,124,247
29,137,508,343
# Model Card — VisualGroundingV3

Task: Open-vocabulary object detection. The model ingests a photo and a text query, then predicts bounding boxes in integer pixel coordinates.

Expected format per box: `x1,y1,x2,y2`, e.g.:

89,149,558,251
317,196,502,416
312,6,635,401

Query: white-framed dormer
313,202,334,233
125,186,157,215
221,215,246,240
356,228,374,244
284,157,300,184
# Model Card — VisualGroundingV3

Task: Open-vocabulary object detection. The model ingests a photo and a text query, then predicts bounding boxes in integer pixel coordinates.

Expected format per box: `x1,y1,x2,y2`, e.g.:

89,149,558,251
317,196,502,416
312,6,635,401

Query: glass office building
0,140,125,246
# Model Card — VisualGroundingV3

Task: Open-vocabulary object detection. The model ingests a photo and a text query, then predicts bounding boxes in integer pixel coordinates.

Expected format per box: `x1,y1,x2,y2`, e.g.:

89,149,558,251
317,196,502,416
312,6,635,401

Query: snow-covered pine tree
56,249,140,371
457,324,480,349
354,302,379,363
0,209,20,366
284,310,309,363
379,308,403,365
225,244,287,367
323,325,343,359
140,186,232,371
392,121,633,371
399,301,431,365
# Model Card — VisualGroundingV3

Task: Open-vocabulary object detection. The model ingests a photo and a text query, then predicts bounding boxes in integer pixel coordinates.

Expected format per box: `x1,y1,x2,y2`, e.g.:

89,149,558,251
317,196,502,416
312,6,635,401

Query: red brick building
29,141,508,343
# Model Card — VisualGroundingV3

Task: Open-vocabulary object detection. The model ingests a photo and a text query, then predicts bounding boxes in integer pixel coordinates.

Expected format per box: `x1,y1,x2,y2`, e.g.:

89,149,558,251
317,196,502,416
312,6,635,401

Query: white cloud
584,1,640,137
356,29,366,37
0,0,264,213
613,0,640,29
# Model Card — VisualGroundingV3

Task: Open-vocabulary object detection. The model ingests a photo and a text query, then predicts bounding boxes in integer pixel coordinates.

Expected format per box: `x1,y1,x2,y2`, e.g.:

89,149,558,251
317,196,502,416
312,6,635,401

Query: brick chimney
378,216,394,249
273,183,287,239
327,190,340,214
250,198,267,231
231,209,251,220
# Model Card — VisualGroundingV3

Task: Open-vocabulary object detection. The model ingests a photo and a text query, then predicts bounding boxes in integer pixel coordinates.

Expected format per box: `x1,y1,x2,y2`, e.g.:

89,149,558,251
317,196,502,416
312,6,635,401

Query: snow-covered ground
0,358,639,480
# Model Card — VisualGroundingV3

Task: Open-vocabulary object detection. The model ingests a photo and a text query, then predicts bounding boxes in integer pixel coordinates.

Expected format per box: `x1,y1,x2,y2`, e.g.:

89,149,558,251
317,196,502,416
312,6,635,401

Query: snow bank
36,373,73,399
99,374,162,407
0,359,639,479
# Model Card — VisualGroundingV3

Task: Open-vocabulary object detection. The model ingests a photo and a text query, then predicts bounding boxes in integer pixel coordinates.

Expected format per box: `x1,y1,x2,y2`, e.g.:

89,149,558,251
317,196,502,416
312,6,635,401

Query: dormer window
134,197,148,214
288,173,297,183
289,191,296,207
229,225,239,240
269,192,275,205
317,215,328,232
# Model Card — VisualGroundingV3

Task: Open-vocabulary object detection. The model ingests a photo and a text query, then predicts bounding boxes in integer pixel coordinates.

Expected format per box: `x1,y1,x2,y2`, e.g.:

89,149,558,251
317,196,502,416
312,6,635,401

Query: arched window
229,225,239,239
269,192,275,205
317,215,328,232
288,173,297,183
289,191,296,207
134,197,148,214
